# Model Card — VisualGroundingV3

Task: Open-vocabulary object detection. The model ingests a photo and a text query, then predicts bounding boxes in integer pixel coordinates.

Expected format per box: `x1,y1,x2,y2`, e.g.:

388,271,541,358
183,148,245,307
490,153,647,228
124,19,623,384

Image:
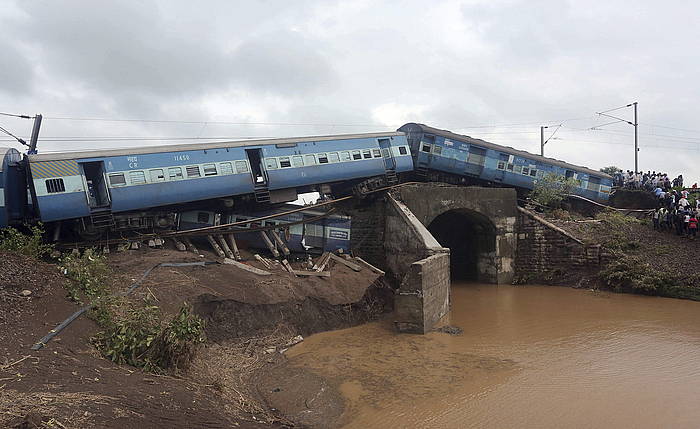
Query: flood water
285,283,700,428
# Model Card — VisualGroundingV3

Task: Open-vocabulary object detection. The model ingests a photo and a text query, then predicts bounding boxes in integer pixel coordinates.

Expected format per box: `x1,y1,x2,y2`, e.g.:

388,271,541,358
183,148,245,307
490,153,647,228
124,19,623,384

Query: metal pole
28,114,42,154
540,126,545,156
633,102,638,173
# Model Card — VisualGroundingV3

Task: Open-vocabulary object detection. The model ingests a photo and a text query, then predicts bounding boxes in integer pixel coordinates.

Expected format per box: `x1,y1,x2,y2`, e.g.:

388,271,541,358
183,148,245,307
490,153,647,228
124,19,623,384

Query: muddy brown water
285,283,700,428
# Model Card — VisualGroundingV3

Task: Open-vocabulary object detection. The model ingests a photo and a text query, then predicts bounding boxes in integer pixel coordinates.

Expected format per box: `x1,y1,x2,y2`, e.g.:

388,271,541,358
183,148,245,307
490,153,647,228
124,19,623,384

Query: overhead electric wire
0,111,32,119
0,124,27,146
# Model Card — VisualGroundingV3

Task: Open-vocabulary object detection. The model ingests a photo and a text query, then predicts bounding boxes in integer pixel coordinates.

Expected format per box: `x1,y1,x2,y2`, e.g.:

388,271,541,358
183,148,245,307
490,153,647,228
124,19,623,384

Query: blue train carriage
0,147,26,228
398,123,612,201
26,132,412,233
179,205,351,254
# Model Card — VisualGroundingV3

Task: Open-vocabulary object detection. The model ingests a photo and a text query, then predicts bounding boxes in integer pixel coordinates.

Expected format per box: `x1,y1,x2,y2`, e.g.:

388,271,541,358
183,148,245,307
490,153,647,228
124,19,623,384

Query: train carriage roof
27,131,405,162
400,123,611,179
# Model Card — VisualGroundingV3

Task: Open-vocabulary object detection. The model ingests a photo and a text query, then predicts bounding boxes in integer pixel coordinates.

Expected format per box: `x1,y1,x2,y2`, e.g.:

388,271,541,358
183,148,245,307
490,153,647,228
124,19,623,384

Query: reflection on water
285,283,700,428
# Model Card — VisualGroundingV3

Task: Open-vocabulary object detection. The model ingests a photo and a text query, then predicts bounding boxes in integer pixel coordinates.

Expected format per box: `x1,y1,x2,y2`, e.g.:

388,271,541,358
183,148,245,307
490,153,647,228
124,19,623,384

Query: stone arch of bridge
427,208,496,281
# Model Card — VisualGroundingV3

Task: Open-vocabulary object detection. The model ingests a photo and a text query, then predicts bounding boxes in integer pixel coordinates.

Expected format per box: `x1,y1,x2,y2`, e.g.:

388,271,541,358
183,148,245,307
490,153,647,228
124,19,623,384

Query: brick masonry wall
515,210,610,284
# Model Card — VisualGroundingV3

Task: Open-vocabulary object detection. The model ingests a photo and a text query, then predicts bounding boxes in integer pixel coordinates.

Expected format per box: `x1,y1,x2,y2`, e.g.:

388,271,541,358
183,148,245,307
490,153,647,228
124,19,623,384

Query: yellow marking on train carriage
31,160,80,179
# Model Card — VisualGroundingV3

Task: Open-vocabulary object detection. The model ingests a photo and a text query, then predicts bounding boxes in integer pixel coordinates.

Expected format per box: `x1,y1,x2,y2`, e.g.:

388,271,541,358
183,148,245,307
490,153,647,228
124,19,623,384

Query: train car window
362,150,372,159
467,148,486,165
513,165,522,174
235,160,249,173
203,164,218,176
341,151,351,161
129,171,147,184
529,169,537,177
45,178,66,193
197,212,210,223
537,170,545,178
587,176,601,191
186,166,201,177
372,149,381,158
318,153,329,164
108,173,126,186
328,152,340,163
421,143,432,153
168,167,183,180
433,146,442,155
219,162,234,175
265,158,278,169
521,167,530,176
279,157,291,168
399,146,408,155
150,169,165,182
352,151,361,160
497,161,506,170
292,156,303,167
507,163,514,171
305,154,317,165
423,134,436,144
565,170,575,179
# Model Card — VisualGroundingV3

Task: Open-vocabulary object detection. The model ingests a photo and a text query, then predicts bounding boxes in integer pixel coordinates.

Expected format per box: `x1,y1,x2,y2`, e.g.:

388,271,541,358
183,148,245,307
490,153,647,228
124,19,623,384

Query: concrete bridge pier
382,184,518,333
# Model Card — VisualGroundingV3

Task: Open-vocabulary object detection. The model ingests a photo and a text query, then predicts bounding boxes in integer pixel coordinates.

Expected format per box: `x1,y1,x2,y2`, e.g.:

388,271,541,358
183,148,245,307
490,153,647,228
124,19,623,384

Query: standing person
679,175,684,188
665,208,674,231
684,211,691,236
679,195,690,210
690,213,698,239
652,208,661,230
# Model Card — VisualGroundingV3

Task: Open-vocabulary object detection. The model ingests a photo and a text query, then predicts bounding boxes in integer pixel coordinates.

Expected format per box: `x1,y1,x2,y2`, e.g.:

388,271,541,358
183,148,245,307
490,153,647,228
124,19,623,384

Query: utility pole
540,126,546,156
633,102,638,173
28,114,42,154
594,102,638,172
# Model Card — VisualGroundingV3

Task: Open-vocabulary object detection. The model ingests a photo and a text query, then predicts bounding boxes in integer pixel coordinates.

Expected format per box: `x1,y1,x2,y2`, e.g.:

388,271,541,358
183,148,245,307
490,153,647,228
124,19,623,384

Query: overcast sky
1,0,699,184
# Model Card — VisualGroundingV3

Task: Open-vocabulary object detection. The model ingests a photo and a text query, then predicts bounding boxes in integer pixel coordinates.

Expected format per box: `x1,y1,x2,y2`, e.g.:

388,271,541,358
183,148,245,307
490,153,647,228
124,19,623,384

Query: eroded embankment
0,246,392,428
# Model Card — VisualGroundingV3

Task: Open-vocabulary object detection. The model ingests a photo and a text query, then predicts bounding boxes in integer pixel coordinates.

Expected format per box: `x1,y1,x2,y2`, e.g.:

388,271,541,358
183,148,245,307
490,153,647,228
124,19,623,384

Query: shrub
599,255,675,292
0,224,53,258
530,173,580,209
93,302,205,373
59,248,111,302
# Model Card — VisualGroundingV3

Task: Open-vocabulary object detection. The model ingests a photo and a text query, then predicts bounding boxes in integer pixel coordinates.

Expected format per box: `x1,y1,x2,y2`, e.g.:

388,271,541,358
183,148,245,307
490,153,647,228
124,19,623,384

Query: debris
436,325,463,335
269,230,291,256
183,237,199,254
129,241,140,250
293,270,331,277
329,253,362,272
223,258,272,276
207,235,226,258
259,231,280,258
19,290,32,297
284,335,304,348
225,233,242,261
148,239,156,248
354,257,385,275
172,238,187,251
313,252,331,272
280,259,297,277
216,234,235,259
254,254,272,269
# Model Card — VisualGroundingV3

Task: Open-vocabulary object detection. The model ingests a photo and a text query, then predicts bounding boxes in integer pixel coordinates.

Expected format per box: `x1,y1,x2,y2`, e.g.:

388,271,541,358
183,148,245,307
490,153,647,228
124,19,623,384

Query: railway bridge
349,183,518,333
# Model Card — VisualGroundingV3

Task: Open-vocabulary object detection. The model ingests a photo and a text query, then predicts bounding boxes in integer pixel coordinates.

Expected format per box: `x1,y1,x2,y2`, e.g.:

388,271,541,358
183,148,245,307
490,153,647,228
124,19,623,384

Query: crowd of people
612,170,697,191
648,177,699,239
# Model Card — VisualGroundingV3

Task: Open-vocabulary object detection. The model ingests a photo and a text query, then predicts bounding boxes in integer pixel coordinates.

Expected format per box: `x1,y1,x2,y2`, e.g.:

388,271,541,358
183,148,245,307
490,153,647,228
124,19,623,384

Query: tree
529,173,580,209
600,166,622,176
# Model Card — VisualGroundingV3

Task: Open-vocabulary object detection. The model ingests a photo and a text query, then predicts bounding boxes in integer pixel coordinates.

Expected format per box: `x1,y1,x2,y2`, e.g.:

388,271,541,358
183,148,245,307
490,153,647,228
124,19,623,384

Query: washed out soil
0,243,390,428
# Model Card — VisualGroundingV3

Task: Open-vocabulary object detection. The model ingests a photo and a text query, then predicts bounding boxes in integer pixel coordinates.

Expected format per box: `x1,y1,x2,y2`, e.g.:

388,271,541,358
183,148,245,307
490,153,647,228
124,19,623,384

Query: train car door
245,149,267,185
465,146,487,177
80,161,111,209
378,138,396,171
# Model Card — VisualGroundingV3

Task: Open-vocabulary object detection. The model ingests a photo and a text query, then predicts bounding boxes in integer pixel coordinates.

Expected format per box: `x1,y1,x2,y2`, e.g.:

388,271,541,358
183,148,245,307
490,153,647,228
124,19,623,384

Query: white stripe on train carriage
33,175,85,197
0,188,4,207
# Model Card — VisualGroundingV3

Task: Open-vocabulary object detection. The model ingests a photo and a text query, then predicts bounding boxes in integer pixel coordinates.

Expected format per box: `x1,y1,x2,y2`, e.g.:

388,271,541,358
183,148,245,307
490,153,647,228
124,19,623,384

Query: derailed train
0,123,612,239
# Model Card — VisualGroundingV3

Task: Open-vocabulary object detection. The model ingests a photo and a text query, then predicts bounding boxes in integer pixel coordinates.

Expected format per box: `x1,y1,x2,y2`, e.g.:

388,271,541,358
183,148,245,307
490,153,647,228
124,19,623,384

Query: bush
599,255,675,292
0,224,53,258
530,173,580,209
93,302,205,373
59,248,111,302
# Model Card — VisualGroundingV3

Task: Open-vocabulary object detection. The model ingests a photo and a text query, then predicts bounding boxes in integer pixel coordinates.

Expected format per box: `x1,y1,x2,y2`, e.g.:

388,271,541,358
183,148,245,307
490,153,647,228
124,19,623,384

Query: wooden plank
354,257,385,276
312,252,330,271
269,230,291,256
216,234,235,259
281,259,298,277
183,237,199,254
225,233,241,260
254,254,272,269
206,235,226,257
172,238,187,251
315,253,332,272
293,270,331,277
259,231,280,258
329,253,362,271
223,258,271,275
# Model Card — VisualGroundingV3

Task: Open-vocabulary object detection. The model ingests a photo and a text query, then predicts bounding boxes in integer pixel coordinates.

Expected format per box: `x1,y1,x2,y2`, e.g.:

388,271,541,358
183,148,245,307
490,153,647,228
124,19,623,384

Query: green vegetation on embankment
1,225,206,373
551,210,700,301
